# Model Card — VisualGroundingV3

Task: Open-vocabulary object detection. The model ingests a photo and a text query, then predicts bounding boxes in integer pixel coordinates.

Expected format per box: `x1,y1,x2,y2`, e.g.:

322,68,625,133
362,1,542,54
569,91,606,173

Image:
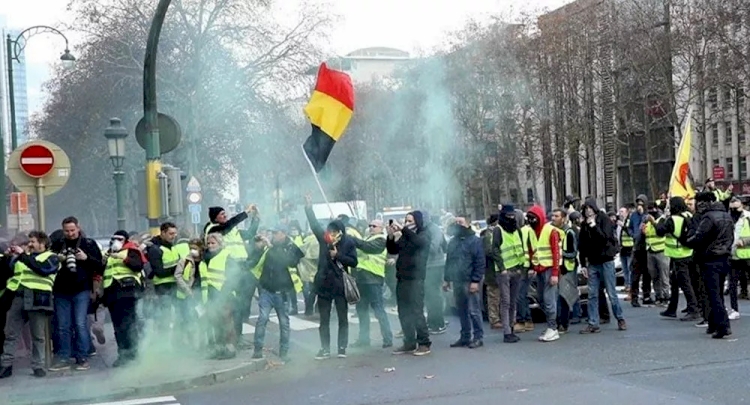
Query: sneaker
503,334,520,343
467,340,483,349
74,361,90,371
712,329,732,339
48,361,71,372
314,349,331,360
513,323,525,333
524,321,534,331
728,309,741,320
429,326,447,335
251,351,263,360
579,325,601,334
33,369,46,378
538,328,560,342
617,319,627,331
659,311,677,318
558,326,568,334
394,330,404,338
631,300,641,308
680,312,700,321
643,298,655,306
0,366,12,379
449,339,470,348
695,320,709,328
413,345,431,356
337,348,347,358
392,345,416,355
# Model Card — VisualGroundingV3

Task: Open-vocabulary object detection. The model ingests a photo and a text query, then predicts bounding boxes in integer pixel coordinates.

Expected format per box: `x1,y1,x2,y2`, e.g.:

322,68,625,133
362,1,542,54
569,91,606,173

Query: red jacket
528,205,560,277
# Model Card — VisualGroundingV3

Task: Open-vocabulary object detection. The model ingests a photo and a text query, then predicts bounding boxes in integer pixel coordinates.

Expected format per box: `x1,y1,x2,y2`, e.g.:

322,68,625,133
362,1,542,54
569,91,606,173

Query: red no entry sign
20,144,55,178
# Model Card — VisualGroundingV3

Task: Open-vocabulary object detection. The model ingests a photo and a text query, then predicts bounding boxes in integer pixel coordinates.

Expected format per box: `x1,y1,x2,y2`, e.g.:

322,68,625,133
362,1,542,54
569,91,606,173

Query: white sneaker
538,328,560,342
728,309,741,320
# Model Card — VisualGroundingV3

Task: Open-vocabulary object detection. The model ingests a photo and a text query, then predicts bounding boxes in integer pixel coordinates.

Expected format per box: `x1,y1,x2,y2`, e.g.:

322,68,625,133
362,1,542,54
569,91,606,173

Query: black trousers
631,252,653,301
0,292,11,356
701,259,731,334
666,257,699,314
109,297,139,359
317,295,348,351
690,260,709,320
234,274,255,342
396,279,431,348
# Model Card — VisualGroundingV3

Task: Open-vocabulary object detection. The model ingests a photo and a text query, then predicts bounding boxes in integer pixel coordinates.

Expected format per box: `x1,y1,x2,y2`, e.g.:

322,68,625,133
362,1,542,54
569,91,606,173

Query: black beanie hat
113,230,130,240
209,206,225,222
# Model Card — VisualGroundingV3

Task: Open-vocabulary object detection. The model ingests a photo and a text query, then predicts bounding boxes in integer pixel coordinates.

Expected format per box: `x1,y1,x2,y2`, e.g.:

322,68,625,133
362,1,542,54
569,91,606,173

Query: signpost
7,141,71,231
713,165,726,181
186,177,201,235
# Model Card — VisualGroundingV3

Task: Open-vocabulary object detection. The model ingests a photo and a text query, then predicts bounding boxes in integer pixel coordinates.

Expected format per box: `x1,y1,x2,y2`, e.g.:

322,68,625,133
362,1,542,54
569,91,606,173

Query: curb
25,359,269,405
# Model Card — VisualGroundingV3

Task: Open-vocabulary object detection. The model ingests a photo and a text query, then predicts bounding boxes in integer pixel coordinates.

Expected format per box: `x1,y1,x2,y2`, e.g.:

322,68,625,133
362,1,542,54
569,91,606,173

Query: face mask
111,240,123,251
190,249,200,257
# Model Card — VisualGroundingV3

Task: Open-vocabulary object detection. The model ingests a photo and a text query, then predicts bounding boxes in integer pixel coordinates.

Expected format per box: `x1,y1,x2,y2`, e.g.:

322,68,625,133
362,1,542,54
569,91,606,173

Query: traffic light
162,165,184,216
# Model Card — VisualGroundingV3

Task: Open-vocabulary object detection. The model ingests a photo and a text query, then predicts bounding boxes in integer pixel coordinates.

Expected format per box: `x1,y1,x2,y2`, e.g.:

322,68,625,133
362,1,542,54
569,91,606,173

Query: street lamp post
3,26,75,232
104,118,128,231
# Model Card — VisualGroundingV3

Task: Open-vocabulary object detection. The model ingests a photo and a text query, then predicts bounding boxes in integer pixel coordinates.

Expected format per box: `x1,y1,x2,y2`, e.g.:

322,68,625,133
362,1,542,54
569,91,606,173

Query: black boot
0,366,12,379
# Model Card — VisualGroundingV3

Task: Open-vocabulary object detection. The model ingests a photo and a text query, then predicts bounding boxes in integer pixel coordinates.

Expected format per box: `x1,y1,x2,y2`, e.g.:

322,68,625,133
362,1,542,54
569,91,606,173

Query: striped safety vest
6,251,58,293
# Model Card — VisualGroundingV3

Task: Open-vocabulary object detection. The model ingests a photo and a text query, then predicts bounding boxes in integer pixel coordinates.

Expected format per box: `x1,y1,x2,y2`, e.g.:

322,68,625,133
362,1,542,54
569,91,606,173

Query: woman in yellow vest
102,230,147,368
174,238,205,347
0,231,59,379
203,233,239,360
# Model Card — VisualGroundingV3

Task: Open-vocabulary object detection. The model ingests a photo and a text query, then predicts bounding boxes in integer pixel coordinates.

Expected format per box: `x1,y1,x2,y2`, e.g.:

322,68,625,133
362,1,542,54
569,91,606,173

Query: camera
64,248,77,273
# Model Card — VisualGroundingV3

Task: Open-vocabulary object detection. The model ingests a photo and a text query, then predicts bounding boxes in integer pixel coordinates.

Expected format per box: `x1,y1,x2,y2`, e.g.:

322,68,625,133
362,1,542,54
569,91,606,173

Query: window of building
740,124,747,145
725,121,733,145
712,123,719,146
724,86,733,108
727,159,734,178
739,87,746,114
741,158,748,179
713,158,720,168
708,87,718,110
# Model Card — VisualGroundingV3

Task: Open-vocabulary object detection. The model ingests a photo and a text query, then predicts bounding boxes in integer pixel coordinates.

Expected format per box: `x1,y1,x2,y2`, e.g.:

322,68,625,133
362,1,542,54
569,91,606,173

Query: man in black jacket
578,198,627,334
49,217,103,371
252,224,304,362
387,211,432,356
685,192,734,338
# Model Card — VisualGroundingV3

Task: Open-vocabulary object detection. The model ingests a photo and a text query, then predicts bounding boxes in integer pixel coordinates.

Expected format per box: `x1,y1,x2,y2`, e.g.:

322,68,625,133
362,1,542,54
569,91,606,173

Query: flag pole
301,145,335,218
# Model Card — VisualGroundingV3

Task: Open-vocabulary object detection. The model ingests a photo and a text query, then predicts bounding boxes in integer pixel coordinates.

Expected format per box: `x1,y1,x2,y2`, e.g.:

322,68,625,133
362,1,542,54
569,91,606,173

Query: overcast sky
1,0,570,118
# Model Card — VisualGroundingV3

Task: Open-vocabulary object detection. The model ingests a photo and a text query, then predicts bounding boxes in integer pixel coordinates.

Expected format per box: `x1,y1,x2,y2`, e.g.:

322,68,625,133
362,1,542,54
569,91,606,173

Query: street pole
35,178,45,232
6,35,18,151
143,0,173,235
114,170,126,230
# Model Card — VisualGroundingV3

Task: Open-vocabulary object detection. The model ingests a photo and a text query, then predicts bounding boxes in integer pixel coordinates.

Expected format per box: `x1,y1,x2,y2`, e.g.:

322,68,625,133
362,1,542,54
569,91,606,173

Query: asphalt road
84,298,750,405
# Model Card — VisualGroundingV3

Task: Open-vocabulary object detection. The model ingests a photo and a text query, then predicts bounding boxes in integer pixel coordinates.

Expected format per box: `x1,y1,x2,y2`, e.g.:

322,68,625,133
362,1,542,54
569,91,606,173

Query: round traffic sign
187,192,202,204
7,140,71,196
19,144,55,178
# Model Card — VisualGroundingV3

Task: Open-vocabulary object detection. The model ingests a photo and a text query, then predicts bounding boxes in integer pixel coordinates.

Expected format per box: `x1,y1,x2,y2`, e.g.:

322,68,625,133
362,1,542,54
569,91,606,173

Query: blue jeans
254,289,290,355
621,252,632,289
536,270,558,329
453,282,483,342
516,272,531,323
587,261,624,327
355,283,393,345
54,290,92,362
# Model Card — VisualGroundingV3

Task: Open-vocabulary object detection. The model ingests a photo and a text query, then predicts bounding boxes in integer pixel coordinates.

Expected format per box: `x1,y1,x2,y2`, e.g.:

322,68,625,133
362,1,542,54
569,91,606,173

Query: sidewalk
0,322,274,405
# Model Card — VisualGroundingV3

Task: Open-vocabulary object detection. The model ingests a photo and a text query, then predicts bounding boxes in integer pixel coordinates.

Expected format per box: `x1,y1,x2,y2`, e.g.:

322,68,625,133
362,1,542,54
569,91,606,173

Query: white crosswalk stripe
242,306,403,335
84,396,179,405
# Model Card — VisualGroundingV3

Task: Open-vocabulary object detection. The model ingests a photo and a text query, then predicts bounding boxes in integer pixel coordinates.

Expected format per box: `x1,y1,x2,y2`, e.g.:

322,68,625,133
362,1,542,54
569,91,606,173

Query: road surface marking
84,396,178,405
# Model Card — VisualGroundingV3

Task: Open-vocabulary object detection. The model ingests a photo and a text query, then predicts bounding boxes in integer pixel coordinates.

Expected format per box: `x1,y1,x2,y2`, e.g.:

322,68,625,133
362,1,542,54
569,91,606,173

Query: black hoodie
685,201,734,261
578,197,618,267
386,210,430,281
304,206,358,299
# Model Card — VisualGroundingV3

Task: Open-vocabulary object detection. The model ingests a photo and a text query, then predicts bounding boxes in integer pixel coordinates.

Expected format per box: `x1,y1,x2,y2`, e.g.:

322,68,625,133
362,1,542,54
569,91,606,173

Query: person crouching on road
0,231,59,379
252,225,304,362
444,217,486,349
103,230,146,368
490,206,524,343
174,238,205,348
203,233,241,359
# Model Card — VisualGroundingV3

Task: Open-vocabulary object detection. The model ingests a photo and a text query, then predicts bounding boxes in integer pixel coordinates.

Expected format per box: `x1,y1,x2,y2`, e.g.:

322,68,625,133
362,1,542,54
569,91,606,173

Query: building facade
0,17,30,151
328,47,411,84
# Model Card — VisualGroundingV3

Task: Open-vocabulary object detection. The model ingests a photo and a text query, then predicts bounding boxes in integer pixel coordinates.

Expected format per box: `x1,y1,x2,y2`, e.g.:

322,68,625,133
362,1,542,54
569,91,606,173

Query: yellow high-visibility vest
201,249,231,303
645,220,665,253
103,252,142,289
153,245,179,285
176,259,204,300
621,217,634,247
532,223,562,268
205,223,248,260
357,234,386,277
521,225,537,268
736,218,750,260
499,229,523,270
6,251,58,293
251,248,303,293
664,214,692,259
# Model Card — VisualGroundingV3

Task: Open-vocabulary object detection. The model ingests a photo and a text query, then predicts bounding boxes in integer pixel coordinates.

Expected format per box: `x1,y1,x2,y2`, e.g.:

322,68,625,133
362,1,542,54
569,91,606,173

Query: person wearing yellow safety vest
203,233,243,360
490,206,525,343
618,205,635,294
641,204,671,305
0,248,12,358
174,238,205,346
655,197,700,321
515,209,538,334
0,231,60,379
102,230,147,368
297,232,319,316
705,178,733,209
527,205,562,342
204,204,260,260
578,197,627,334
727,197,749,320
482,215,502,331
350,219,394,349
250,224,304,362
557,210,580,334
144,222,182,341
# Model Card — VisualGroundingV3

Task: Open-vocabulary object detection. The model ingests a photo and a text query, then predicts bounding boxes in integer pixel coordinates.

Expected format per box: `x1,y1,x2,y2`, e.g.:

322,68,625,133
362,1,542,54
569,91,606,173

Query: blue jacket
443,227,485,283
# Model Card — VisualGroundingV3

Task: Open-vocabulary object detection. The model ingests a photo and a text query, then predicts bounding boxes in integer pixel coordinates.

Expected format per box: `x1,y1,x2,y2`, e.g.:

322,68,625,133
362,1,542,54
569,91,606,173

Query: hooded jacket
386,210,430,281
527,205,561,276
685,201,734,261
305,206,358,299
578,197,618,267
259,236,304,293
629,194,648,243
